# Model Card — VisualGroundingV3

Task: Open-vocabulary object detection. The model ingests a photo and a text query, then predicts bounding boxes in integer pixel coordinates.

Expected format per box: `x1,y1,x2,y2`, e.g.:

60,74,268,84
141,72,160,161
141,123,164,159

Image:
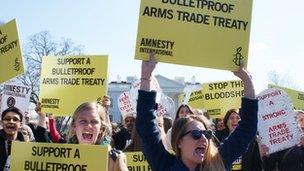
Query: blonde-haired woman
67,102,128,171
136,53,258,171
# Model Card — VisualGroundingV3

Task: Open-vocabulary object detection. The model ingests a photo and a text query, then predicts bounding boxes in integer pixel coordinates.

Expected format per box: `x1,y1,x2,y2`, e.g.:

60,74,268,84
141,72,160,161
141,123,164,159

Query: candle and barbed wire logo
233,47,244,66
14,57,20,71
97,97,102,105
7,96,16,108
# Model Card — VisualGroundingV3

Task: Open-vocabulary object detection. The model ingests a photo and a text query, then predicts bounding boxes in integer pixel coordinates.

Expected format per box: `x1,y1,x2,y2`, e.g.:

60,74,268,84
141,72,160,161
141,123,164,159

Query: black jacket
0,129,24,171
263,145,304,171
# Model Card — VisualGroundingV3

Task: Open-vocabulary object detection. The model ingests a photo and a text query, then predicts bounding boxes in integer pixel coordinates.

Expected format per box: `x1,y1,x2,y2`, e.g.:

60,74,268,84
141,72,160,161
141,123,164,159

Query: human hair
163,116,173,133
67,101,109,144
171,115,225,171
223,109,239,128
1,107,23,122
174,104,194,123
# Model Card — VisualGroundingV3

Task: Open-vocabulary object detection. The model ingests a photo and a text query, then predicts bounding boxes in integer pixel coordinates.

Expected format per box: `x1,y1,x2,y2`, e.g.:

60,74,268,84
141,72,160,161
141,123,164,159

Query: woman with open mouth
0,107,25,171
136,53,258,171
67,102,128,171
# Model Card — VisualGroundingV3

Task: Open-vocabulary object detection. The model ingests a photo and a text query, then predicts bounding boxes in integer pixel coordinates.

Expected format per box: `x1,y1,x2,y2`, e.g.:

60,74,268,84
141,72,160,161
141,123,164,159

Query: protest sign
1,83,31,120
0,19,24,83
10,142,109,171
157,95,175,117
129,77,174,117
257,88,302,154
125,152,151,171
180,80,243,118
39,55,108,115
135,0,253,71
180,84,204,109
129,77,162,108
118,91,136,117
202,80,243,118
268,84,304,110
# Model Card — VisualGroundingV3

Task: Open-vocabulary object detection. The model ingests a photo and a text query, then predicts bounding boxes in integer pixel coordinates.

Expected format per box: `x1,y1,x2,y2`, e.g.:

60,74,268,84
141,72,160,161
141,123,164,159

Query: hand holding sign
233,64,255,99
140,53,157,91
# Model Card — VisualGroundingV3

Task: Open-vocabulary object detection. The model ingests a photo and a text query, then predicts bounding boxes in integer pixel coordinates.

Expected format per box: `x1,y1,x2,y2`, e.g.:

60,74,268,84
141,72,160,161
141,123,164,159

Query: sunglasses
181,130,213,140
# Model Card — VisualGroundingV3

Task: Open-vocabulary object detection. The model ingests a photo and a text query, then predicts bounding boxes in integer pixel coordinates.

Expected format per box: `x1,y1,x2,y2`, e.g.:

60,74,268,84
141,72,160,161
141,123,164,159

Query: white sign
129,76,162,109
156,95,175,117
257,88,302,154
129,77,175,116
183,84,202,105
118,91,136,117
1,84,32,120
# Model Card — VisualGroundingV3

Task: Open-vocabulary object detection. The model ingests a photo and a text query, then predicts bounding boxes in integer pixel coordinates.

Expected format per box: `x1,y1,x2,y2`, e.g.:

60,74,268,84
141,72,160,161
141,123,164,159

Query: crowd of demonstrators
136,53,258,171
1,62,304,171
261,110,304,171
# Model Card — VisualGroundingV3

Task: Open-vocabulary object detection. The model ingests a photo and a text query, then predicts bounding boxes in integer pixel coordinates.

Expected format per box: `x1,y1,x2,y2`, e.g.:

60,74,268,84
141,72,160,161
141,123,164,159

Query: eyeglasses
2,117,21,123
181,130,212,140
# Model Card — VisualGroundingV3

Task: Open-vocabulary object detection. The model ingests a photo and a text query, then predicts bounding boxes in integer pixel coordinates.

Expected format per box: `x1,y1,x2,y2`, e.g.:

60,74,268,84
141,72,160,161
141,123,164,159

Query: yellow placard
0,19,24,83
125,151,151,171
135,0,253,71
10,142,109,171
202,80,244,118
268,84,304,110
178,87,204,109
39,55,108,115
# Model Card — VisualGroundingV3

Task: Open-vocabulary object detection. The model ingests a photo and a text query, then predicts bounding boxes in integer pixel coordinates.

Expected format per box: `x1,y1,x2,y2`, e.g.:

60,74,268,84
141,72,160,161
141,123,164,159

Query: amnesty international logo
14,57,21,71
233,47,244,66
7,96,16,108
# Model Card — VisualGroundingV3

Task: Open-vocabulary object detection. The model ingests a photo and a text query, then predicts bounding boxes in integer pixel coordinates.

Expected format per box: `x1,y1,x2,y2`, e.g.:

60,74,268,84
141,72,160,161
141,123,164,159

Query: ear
178,138,183,148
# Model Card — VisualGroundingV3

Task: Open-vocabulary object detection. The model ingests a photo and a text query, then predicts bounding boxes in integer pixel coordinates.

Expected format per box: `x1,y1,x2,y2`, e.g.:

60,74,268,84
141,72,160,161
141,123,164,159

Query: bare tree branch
268,70,300,90
16,31,84,95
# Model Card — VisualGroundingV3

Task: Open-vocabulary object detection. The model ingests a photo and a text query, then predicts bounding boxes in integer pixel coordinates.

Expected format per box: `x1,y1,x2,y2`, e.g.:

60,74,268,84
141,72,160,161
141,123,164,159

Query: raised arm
48,114,63,143
233,65,255,99
140,53,157,91
219,66,258,169
136,53,173,170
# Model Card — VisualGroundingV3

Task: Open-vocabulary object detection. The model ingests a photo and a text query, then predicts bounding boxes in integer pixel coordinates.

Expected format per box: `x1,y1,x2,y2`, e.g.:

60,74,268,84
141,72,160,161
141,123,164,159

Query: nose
199,135,208,143
85,122,94,127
